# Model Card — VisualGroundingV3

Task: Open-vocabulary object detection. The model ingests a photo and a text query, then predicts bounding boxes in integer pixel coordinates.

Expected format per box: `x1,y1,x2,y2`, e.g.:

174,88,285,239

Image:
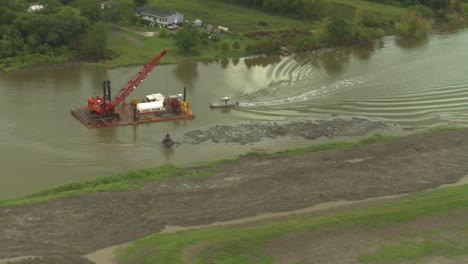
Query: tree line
0,0,143,63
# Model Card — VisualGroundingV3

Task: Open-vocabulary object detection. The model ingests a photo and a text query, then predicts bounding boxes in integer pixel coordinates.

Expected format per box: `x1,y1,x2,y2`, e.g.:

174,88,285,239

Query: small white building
28,2,44,12
193,19,202,27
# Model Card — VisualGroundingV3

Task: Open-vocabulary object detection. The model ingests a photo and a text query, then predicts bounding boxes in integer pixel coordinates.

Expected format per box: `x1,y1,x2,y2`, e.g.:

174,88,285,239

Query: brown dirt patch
1,127,468,263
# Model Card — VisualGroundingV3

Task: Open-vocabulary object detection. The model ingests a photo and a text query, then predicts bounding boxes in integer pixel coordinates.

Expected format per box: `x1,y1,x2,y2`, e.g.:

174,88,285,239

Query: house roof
134,6,181,17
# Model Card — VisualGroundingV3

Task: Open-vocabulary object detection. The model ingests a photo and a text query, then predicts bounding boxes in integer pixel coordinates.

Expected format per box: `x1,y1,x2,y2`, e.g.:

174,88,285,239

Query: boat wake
239,77,365,107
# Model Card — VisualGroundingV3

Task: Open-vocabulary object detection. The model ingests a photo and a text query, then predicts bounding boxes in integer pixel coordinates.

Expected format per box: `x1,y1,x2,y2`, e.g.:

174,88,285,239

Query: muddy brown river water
1,28,468,199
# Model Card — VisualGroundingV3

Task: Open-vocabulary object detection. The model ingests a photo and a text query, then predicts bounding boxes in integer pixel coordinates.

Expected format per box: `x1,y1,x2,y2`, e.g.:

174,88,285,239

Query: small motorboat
210,97,239,108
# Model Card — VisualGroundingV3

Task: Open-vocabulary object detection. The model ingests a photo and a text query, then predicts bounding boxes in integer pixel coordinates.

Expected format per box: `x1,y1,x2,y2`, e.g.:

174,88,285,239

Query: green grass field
102,0,406,66
115,183,468,263
331,0,405,18
104,26,249,67
147,0,313,32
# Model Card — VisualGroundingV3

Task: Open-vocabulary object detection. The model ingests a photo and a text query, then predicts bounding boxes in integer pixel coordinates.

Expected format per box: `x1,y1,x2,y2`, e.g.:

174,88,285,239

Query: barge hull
71,103,195,129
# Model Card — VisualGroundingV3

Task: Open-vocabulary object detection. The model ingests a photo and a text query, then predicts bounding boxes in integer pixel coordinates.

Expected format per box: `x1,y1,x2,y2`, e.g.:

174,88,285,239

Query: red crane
87,49,168,115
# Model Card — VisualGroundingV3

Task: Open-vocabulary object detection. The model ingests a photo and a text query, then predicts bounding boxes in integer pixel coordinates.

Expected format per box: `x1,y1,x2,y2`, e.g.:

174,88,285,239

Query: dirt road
1,120,468,263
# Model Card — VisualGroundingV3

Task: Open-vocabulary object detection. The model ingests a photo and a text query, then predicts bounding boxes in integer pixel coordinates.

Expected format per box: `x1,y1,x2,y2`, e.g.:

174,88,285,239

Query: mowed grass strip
104,30,177,67
116,184,468,263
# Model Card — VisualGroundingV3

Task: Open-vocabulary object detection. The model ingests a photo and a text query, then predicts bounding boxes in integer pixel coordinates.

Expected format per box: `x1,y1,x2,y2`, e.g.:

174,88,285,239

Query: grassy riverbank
101,0,406,68
1,134,387,206
0,126,462,207
115,183,468,263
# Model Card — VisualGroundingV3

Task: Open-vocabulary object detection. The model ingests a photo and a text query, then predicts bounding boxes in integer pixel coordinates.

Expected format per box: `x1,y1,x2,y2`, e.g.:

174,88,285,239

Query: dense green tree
59,0,75,5
232,40,241,49
450,0,463,13
2,0,25,11
327,17,353,44
158,28,169,38
462,3,468,16
82,22,108,58
0,7,17,26
245,38,280,54
401,0,451,10
220,42,230,52
0,39,14,58
262,0,295,13
175,24,199,51
73,0,102,23
395,11,432,38
354,8,380,27
295,35,319,51
102,0,135,23
407,4,435,17
39,0,63,14
0,25,24,57
296,0,330,19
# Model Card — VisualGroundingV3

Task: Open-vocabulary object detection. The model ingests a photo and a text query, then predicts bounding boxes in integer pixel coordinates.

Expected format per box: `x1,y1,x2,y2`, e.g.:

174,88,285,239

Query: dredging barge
71,49,195,128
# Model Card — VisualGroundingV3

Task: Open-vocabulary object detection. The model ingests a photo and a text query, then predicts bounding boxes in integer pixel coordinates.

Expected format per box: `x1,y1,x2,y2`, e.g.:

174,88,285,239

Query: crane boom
87,49,168,115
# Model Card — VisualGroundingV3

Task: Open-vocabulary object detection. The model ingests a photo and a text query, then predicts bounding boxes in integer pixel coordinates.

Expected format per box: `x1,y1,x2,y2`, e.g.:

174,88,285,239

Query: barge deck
71,102,195,129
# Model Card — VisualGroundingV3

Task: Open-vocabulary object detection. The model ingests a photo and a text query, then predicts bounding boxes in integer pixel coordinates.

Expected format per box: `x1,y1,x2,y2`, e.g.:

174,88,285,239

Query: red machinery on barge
71,50,195,128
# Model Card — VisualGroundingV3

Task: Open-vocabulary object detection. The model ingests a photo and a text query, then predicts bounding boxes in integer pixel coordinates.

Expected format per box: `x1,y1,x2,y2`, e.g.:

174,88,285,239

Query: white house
134,6,184,28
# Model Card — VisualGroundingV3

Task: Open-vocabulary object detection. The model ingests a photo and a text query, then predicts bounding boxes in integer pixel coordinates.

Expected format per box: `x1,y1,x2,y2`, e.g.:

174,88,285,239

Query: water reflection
291,42,383,75
293,49,352,75
394,37,429,49
244,55,281,68
1,65,101,90
132,125,138,144
320,49,351,74
161,145,175,162
173,62,198,88
352,41,383,61
90,67,110,94
95,127,119,144
201,59,216,66
220,59,229,69
232,58,240,66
